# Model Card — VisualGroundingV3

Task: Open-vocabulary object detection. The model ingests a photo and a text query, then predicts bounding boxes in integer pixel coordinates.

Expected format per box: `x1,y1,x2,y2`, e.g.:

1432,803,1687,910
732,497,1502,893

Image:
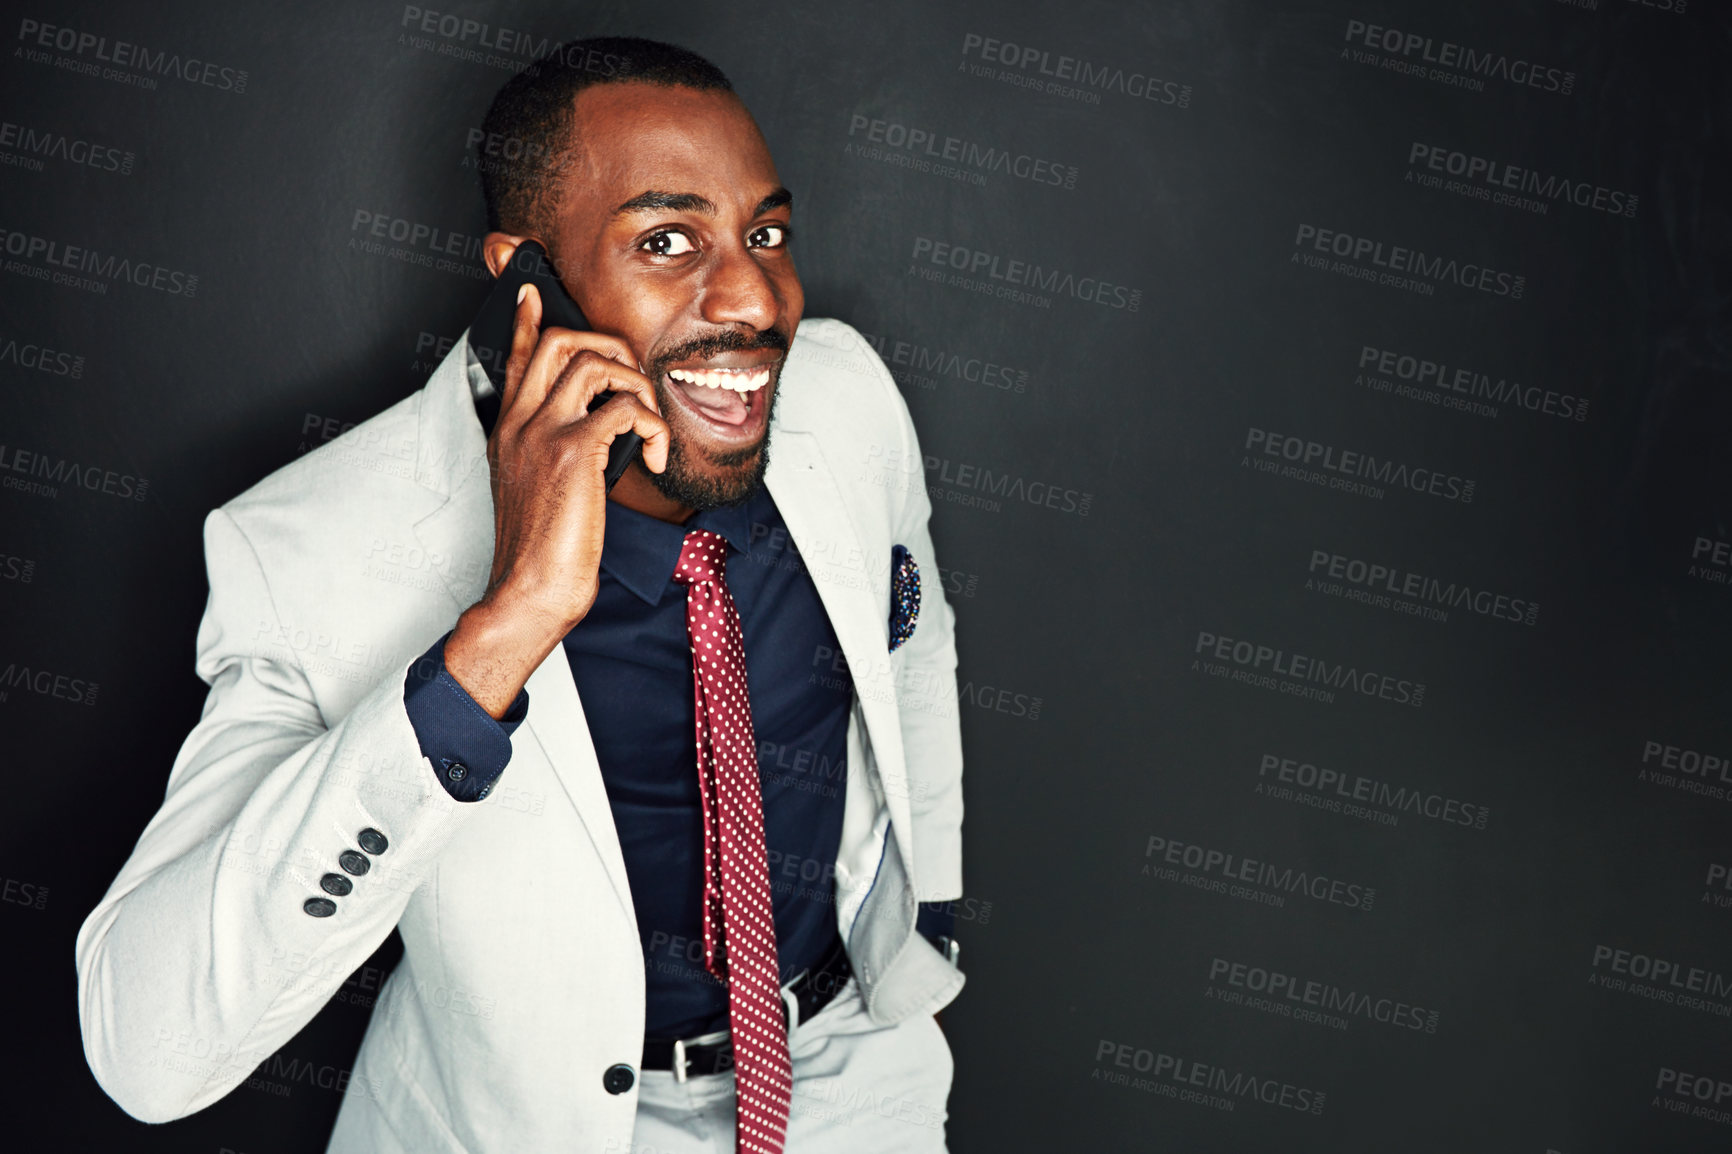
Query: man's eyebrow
609,187,793,217
613,190,717,216
753,187,793,215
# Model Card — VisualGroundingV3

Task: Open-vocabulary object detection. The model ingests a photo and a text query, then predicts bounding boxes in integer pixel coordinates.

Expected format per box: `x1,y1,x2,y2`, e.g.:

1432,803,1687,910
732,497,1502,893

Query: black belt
641,936,853,1081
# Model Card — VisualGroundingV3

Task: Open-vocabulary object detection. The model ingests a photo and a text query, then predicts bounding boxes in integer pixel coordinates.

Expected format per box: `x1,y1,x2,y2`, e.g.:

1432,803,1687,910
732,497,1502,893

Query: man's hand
443,283,671,716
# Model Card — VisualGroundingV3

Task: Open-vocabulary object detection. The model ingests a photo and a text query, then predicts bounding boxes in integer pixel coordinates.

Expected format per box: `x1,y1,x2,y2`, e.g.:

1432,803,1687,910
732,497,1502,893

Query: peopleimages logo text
351,210,484,261
1208,957,1440,1032
1407,143,1636,218
0,333,83,378
0,228,198,296
911,236,1141,311
962,34,1192,107
1591,944,1732,1001
0,661,99,705
1195,629,1425,707
1145,835,1375,910
848,114,1078,189
922,453,1092,516
1308,549,1538,626
1245,427,1476,504
0,119,133,174
399,6,615,66
1358,345,1587,422
0,444,148,501
1092,1039,1325,1113
16,18,249,92
1258,752,1489,830
1343,19,1574,94
1294,224,1524,298
858,331,1028,394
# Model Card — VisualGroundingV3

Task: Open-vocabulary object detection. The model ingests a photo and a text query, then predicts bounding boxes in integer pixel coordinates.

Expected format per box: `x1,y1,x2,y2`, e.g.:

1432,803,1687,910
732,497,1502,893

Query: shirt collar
599,489,759,606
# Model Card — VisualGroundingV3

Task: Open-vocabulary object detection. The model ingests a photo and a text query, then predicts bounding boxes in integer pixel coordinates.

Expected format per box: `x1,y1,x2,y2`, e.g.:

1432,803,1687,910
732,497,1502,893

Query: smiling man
76,37,965,1154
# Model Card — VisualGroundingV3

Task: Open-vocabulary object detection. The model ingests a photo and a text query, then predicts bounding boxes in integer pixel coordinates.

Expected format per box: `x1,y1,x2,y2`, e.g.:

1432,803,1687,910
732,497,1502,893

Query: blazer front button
303,897,337,918
357,828,389,855
338,850,371,876
602,1063,636,1095
320,873,353,896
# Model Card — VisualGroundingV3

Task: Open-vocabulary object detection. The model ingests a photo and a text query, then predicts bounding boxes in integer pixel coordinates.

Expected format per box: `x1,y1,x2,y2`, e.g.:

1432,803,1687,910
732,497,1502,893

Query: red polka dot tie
671,529,791,1153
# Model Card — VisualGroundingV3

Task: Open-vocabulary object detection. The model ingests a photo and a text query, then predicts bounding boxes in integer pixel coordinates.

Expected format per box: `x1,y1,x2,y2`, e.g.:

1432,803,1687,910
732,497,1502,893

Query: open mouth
664,363,775,434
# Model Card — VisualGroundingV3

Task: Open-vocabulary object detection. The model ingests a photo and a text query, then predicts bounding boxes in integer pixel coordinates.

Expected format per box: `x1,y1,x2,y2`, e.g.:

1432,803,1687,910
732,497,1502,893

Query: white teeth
668,367,770,393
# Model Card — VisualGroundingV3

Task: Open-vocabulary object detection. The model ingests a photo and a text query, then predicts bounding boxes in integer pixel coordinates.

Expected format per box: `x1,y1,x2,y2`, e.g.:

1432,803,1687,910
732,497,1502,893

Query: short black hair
478,36,734,235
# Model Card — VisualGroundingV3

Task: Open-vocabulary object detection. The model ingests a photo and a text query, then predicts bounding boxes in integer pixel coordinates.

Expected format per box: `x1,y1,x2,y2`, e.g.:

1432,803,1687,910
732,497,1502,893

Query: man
75,37,965,1154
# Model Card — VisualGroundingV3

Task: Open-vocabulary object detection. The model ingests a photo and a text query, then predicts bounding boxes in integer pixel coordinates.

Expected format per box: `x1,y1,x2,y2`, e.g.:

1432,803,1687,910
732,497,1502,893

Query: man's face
544,82,803,510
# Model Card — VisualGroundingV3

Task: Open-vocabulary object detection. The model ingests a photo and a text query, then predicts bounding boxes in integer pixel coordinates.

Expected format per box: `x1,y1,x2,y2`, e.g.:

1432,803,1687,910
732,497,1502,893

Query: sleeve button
446,761,469,783
338,849,371,876
320,873,353,896
357,828,389,855
303,897,337,918
602,1064,636,1094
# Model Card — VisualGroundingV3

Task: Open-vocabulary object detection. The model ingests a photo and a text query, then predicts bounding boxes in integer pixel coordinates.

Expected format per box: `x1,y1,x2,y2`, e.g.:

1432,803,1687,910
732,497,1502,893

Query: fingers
543,348,661,422
499,283,543,419
500,329,659,438
573,329,641,371
584,393,671,474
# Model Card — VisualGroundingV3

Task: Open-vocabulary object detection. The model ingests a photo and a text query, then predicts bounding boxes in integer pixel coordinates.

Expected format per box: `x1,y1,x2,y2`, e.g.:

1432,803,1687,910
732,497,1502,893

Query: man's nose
699,246,779,331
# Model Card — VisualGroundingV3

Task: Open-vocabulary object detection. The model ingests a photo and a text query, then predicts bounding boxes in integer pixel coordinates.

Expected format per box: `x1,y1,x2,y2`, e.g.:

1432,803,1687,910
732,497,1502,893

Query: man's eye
748,224,788,249
642,231,695,256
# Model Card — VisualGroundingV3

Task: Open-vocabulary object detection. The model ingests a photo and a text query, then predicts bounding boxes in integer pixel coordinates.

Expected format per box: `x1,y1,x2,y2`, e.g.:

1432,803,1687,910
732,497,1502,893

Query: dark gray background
2,0,1728,1150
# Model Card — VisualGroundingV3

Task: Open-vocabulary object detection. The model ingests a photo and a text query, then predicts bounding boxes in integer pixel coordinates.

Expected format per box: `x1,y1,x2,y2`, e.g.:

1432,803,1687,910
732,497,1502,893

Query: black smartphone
467,239,643,493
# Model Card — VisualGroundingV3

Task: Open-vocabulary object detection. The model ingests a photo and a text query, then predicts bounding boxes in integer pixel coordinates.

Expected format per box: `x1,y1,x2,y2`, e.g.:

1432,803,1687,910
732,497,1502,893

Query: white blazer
74,318,966,1153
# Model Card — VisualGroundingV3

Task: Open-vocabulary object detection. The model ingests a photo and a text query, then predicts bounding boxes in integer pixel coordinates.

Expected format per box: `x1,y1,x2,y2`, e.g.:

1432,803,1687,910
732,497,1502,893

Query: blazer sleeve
74,507,480,1124
854,327,965,904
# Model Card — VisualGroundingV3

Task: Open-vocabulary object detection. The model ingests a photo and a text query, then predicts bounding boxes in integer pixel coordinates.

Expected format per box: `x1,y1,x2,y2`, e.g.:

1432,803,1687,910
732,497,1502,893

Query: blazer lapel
409,341,636,922
764,429,916,853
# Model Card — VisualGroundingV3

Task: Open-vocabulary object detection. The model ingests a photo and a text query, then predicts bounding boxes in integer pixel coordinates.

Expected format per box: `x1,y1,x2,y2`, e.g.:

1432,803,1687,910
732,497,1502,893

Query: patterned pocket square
889,544,922,652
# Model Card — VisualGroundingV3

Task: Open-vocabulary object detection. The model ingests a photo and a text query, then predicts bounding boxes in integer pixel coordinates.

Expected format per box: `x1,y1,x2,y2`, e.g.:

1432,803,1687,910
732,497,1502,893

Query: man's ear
482,233,530,278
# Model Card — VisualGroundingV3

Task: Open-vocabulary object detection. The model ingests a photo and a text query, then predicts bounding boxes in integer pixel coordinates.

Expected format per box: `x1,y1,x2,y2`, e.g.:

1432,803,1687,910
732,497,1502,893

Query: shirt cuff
403,631,528,802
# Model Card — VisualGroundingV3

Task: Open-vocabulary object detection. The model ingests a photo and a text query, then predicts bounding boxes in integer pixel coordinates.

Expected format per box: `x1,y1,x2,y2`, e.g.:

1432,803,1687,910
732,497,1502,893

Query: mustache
652,327,790,369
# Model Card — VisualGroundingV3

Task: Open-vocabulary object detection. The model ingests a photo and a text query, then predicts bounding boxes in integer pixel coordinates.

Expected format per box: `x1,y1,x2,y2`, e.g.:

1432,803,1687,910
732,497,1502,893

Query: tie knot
672,528,730,586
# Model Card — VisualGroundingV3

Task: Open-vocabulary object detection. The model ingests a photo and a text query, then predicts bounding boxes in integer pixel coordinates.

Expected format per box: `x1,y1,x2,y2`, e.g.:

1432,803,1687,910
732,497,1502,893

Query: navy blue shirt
405,485,852,1039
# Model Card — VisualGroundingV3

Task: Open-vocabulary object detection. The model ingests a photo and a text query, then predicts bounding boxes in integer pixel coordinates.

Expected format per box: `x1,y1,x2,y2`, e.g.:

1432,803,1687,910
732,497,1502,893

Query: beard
641,325,790,512
646,379,779,511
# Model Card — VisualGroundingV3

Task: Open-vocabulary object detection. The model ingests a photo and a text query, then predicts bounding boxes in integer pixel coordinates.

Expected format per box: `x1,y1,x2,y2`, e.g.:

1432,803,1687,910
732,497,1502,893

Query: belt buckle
671,1027,730,1084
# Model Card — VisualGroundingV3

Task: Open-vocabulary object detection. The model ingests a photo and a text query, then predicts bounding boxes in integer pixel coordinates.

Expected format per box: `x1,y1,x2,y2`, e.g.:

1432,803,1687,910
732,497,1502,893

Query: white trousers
620,978,954,1153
